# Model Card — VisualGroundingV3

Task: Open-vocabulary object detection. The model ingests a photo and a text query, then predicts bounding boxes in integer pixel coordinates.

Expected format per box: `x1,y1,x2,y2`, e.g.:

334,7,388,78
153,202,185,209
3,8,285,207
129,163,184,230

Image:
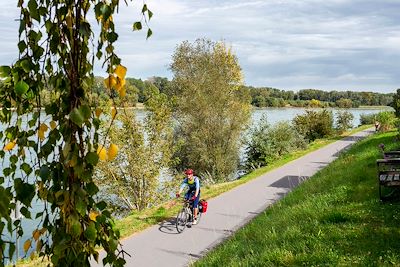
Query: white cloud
0,0,399,92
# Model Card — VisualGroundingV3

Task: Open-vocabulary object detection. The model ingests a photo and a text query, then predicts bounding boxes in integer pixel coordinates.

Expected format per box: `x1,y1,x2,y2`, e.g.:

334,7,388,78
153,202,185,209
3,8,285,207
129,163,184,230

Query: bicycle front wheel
176,208,188,233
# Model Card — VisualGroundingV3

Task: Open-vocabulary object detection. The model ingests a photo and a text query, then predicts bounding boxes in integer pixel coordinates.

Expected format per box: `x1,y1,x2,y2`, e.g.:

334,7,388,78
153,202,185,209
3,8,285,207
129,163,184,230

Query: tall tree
0,0,152,266
170,39,251,182
96,86,177,212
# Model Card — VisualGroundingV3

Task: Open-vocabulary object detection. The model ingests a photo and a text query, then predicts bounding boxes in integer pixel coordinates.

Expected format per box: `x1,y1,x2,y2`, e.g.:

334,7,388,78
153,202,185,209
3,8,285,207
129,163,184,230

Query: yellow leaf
108,144,119,160
33,229,40,241
119,87,126,98
97,146,108,161
89,211,99,221
111,107,117,119
39,123,48,132
95,108,102,118
114,65,127,79
66,14,73,29
38,129,45,141
104,75,117,90
24,239,31,253
4,141,16,151
115,77,126,92
50,121,57,130
69,156,77,167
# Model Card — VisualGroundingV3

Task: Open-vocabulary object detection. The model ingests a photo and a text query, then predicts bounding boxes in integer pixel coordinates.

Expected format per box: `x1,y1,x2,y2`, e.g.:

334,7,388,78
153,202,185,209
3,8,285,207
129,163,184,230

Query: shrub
335,111,354,133
292,109,334,141
245,117,307,169
377,111,397,132
359,113,376,125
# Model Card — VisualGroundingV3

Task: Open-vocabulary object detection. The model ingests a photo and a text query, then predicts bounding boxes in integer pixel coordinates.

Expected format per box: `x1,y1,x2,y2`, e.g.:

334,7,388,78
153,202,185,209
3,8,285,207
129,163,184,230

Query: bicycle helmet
185,169,194,175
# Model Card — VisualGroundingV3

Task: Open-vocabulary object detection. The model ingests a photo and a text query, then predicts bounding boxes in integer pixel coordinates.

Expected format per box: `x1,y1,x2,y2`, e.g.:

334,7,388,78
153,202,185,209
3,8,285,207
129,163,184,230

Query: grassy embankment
195,129,400,266
14,125,372,266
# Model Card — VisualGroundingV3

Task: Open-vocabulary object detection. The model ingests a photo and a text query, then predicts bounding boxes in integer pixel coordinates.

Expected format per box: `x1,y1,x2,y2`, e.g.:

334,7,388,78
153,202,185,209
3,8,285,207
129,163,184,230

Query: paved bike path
94,128,374,266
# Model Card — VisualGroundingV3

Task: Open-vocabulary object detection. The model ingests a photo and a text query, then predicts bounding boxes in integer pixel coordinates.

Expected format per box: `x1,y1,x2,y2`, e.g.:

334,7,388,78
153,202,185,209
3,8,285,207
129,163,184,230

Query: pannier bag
199,199,208,213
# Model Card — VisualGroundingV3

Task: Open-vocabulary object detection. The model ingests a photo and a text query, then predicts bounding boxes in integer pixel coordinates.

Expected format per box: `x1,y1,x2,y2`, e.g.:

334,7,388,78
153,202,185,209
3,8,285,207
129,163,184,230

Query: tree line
2,76,393,110
247,87,393,108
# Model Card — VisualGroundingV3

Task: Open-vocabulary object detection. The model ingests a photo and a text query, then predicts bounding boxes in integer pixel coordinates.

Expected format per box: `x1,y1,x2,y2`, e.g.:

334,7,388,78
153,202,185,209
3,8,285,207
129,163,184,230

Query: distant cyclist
176,169,201,225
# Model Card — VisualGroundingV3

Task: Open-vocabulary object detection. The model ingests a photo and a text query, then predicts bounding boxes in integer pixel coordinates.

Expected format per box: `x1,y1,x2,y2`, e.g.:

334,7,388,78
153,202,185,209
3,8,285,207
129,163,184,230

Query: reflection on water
250,107,393,127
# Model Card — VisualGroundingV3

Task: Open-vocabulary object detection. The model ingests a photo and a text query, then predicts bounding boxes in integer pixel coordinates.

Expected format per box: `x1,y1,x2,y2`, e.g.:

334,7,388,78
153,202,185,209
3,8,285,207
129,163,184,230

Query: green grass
194,130,400,266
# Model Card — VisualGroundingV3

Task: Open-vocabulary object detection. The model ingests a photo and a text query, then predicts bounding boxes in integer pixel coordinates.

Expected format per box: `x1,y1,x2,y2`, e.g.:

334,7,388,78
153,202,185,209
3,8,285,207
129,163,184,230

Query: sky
0,0,399,93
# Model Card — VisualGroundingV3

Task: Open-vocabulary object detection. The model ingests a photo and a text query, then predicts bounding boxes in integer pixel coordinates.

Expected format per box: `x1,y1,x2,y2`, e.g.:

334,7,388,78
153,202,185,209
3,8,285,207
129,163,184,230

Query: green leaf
85,152,98,165
0,187,11,217
96,51,103,60
70,219,82,238
28,0,40,22
18,41,27,53
69,108,84,127
15,81,29,95
107,32,118,42
3,168,11,176
142,4,148,12
133,22,142,31
35,211,43,219
0,66,11,78
8,243,15,261
76,199,86,216
20,206,31,219
147,28,153,39
79,104,91,121
96,201,107,211
10,155,18,165
21,163,32,175
14,179,35,207
84,222,97,241
148,10,153,20
39,165,50,180
21,60,31,73
86,182,99,196
100,4,112,20
79,22,91,38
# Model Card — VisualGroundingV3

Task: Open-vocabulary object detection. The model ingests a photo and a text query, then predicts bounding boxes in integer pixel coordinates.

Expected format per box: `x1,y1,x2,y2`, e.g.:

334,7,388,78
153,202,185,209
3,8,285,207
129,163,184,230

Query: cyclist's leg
193,193,200,221
184,191,190,201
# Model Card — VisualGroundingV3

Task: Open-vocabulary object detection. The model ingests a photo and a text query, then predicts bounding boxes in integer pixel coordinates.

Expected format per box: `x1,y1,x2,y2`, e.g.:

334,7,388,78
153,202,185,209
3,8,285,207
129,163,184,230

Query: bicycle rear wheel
176,208,188,233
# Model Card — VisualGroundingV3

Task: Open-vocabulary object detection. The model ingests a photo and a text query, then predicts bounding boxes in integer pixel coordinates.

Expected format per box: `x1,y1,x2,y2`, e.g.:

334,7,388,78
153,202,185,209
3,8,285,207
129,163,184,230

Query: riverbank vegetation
195,130,400,266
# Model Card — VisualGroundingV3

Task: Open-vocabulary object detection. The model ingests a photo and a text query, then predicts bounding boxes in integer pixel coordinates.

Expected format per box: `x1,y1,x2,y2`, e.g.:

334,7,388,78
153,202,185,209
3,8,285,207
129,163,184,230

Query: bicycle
175,198,202,233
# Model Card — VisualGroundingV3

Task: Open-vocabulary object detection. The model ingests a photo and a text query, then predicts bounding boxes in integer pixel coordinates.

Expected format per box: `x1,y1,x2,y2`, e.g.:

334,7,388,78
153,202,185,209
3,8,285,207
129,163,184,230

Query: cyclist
176,169,201,225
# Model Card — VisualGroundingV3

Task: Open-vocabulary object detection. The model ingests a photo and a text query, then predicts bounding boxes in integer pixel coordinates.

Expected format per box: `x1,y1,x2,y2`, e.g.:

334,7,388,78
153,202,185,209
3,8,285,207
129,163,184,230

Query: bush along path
91,127,375,267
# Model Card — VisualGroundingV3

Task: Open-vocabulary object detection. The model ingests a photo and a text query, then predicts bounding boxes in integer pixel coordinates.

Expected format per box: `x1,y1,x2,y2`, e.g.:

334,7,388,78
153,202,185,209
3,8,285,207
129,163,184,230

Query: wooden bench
377,158,400,200
383,151,400,159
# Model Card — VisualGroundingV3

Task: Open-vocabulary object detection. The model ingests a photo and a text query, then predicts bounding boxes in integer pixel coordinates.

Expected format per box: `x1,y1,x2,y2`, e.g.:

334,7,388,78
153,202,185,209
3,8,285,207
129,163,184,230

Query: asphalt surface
93,128,374,267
